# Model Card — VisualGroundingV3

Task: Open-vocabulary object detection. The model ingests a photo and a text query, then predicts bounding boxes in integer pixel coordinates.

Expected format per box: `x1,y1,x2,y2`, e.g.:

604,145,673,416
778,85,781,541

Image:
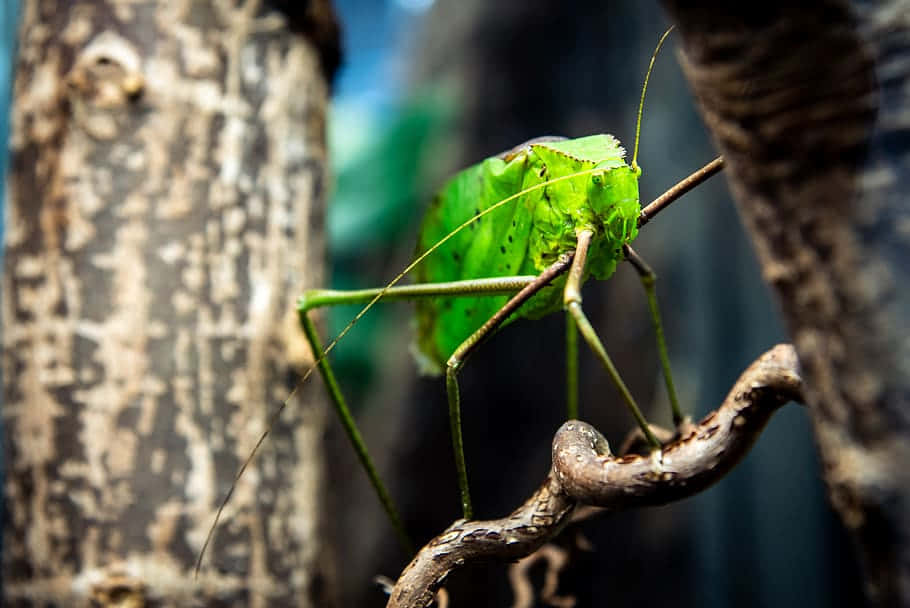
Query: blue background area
0,0,17,235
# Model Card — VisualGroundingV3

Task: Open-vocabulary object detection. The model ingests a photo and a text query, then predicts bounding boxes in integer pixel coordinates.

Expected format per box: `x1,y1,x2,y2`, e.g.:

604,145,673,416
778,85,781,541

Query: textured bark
2,1,337,605
659,1,910,604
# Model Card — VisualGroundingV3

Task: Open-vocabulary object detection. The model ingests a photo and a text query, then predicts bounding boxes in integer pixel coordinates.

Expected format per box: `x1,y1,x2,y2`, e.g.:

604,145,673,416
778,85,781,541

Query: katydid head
588,164,640,246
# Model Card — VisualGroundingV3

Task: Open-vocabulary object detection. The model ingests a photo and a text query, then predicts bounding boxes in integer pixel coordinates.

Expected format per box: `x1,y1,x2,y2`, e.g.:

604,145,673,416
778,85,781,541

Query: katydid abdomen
414,134,641,372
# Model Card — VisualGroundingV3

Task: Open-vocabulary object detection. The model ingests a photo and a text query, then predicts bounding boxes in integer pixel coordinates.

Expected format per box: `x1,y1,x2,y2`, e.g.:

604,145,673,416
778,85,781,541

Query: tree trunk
2,1,339,605
660,1,910,604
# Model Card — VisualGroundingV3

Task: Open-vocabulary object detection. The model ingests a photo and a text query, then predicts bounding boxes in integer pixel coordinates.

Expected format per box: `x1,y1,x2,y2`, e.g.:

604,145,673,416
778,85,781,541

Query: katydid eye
592,175,603,185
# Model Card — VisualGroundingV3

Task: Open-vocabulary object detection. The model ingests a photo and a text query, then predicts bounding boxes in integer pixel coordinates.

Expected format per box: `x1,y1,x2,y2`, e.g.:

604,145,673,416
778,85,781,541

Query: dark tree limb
659,2,910,603
388,344,803,608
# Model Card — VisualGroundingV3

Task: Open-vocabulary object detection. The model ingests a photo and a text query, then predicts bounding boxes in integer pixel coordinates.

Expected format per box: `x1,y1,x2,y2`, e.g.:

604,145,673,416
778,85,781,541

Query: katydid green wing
413,134,637,374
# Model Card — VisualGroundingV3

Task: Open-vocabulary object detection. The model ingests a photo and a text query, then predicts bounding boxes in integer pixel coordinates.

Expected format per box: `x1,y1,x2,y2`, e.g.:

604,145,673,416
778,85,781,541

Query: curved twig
508,543,576,608
388,344,803,607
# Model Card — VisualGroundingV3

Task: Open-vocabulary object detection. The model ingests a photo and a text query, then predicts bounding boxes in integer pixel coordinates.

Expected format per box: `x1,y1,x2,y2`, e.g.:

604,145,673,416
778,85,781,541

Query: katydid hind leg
295,275,541,538
564,231,660,449
623,244,684,426
299,311,413,553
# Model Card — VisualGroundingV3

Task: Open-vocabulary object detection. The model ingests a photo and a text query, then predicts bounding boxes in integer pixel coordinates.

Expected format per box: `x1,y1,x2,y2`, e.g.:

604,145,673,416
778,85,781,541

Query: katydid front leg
564,230,661,448
565,311,579,420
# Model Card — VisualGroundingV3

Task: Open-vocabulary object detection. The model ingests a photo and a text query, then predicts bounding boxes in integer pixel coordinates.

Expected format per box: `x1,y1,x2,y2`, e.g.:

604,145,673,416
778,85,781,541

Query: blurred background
0,1,864,606
323,0,864,606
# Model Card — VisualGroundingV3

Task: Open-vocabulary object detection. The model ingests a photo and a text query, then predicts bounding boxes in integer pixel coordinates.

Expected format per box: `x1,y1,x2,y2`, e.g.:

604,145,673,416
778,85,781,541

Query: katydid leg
299,313,414,552
565,311,579,420
623,244,684,426
298,276,539,311
297,275,542,545
564,230,660,449
638,156,724,227
443,255,574,519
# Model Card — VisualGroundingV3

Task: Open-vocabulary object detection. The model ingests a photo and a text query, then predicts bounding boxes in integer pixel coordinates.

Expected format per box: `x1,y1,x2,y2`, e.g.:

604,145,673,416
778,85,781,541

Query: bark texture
389,345,803,607
659,1,910,604
2,1,338,605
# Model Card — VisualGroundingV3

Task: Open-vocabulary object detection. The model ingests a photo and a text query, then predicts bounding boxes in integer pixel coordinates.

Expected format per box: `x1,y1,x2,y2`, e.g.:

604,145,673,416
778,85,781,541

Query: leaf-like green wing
412,133,637,374
414,152,533,373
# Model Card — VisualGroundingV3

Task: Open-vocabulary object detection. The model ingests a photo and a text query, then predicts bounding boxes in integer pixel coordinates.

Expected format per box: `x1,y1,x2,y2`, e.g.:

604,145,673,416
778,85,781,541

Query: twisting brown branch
387,344,803,608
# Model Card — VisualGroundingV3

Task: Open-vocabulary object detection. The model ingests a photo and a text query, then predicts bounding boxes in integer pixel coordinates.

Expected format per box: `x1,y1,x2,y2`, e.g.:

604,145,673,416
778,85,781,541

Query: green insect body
195,29,708,570
414,134,641,372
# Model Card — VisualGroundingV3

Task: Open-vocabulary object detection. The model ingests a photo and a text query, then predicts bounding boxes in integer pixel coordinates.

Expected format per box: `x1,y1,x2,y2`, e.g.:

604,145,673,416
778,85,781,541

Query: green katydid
196,28,725,573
